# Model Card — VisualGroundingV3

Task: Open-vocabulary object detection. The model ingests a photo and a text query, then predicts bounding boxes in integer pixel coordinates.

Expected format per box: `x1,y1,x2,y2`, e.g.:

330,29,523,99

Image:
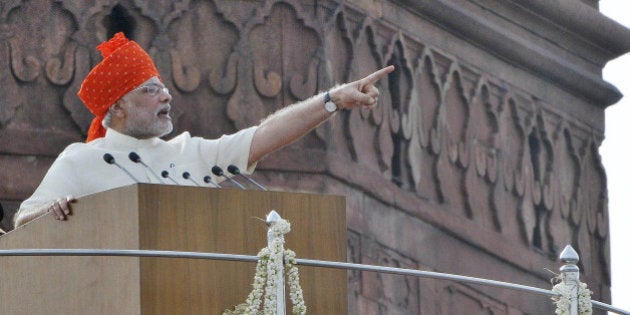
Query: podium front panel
0,184,347,314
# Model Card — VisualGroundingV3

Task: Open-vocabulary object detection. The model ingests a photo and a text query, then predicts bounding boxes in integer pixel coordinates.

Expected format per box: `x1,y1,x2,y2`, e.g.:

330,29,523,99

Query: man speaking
14,32,394,227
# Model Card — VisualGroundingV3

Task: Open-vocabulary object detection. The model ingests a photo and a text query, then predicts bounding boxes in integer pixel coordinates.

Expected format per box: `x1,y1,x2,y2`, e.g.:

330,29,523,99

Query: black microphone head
211,166,224,176
203,176,212,184
128,152,141,163
227,164,240,175
103,153,115,164
161,170,169,178
182,171,191,179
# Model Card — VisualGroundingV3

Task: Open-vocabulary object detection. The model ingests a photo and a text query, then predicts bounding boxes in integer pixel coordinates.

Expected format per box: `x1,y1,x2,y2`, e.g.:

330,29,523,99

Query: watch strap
324,91,338,113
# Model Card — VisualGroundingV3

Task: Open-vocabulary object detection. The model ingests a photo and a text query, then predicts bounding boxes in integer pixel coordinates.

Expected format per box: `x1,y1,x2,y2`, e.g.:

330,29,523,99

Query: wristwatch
324,91,338,113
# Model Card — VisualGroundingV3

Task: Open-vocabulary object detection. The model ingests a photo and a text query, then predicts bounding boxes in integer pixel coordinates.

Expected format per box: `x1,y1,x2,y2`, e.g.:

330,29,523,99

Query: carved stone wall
1,0,628,313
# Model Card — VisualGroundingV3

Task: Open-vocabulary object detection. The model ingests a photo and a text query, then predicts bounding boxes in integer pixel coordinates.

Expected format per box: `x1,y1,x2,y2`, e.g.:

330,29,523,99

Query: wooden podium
0,184,347,314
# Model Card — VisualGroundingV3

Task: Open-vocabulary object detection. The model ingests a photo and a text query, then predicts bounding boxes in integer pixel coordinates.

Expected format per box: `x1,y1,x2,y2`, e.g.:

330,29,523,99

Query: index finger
361,65,395,86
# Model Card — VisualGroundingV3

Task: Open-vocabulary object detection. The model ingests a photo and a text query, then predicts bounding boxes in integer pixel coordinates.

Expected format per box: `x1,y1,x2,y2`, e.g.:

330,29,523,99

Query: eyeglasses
133,84,170,96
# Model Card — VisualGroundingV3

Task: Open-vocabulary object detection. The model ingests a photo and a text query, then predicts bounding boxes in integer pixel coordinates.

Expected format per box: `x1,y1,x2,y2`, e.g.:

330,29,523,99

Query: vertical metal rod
559,245,581,315
267,210,286,315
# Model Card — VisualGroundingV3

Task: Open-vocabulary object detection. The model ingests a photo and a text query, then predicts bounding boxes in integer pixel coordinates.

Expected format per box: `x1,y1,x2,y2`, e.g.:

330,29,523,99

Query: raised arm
248,65,395,165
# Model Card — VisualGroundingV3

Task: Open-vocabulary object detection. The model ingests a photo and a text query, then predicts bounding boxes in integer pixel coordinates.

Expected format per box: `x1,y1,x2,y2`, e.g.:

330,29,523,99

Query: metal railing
0,211,627,315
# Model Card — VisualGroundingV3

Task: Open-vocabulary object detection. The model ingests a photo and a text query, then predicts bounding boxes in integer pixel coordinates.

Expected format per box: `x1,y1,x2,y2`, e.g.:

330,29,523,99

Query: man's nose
159,88,172,102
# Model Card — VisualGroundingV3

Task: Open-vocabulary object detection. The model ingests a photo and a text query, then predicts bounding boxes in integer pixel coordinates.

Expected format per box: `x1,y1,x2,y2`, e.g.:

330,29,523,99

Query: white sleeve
200,126,259,174
167,126,259,178
15,147,82,225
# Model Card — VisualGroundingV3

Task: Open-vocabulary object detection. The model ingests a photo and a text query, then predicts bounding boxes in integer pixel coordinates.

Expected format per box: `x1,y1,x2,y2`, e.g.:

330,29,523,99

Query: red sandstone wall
1,1,628,313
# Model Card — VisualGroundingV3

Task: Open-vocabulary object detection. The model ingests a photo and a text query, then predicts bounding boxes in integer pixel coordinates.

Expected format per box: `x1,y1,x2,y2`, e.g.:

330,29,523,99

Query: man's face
119,76,173,139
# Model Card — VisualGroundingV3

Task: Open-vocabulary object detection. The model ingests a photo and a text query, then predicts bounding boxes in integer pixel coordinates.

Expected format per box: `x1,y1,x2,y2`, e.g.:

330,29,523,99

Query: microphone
128,152,165,184
103,153,140,182
182,171,201,186
211,166,246,190
161,170,180,185
203,175,220,188
227,164,267,191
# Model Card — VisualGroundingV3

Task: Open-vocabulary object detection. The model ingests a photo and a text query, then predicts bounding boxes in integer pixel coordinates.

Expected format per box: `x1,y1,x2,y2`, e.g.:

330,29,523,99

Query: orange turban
78,32,160,142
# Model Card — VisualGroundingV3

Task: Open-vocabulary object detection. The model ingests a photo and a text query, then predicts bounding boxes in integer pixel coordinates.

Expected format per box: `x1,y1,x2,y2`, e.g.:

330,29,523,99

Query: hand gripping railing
0,211,627,315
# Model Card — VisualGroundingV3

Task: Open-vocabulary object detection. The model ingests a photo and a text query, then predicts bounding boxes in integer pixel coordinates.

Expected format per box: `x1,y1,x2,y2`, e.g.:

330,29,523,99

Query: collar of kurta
100,128,164,149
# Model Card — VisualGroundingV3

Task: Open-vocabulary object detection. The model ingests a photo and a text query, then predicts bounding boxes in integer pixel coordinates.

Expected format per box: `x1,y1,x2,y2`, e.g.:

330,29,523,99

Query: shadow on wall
0,202,5,234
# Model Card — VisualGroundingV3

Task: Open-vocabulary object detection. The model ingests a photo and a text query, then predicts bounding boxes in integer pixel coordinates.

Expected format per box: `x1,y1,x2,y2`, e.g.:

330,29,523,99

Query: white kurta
18,127,258,214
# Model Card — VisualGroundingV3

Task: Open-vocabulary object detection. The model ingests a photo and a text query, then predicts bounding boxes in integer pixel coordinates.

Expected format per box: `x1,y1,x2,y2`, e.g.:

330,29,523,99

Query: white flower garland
551,276,592,315
285,249,306,314
224,219,306,315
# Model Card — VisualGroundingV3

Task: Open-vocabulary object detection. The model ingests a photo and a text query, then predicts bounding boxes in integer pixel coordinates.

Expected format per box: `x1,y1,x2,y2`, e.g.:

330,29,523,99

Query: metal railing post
266,210,286,315
559,245,581,315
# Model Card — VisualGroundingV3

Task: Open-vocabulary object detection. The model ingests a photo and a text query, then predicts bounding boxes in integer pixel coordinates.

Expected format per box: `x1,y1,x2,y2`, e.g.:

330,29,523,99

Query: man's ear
109,101,126,118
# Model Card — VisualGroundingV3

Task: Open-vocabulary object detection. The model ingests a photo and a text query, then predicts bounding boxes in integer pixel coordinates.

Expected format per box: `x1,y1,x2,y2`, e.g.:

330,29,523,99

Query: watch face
325,101,337,113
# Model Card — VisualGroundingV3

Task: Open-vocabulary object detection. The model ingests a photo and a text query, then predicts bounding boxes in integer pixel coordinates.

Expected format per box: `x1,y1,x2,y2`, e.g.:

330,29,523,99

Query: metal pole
559,245,581,315
266,210,286,315
0,248,626,314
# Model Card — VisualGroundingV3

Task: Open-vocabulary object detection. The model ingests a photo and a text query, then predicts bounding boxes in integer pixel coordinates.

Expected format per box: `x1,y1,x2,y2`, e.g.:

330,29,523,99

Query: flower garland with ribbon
224,218,306,315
